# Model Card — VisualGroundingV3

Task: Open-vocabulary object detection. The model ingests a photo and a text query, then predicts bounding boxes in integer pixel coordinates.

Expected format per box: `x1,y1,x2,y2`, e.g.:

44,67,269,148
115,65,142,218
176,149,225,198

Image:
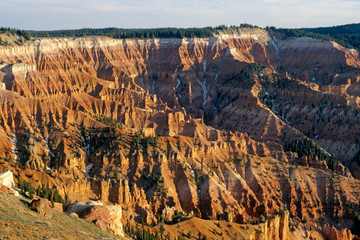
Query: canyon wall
0,28,359,239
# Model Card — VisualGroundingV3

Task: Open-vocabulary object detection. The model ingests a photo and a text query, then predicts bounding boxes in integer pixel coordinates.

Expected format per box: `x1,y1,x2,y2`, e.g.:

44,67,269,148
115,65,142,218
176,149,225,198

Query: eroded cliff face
1,29,359,163
0,28,359,239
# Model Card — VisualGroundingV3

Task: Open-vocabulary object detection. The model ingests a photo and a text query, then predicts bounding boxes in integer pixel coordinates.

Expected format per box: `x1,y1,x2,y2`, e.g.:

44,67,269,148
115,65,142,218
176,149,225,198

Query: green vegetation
30,24,260,39
17,174,65,203
224,63,266,89
302,24,360,51
35,184,65,204
194,168,208,189
141,170,162,192
155,174,167,198
0,27,31,40
172,210,183,224
80,125,123,156
124,220,165,240
3,23,360,51
303,23,360,35
93,115,123,130
269,27,334,42
285,138,340,170
132,131,158,154
0,27,31,46
216,212,232,222
268,23,360,51
17,177,35,199
2,23,360,51
31,27,215,39
286,138,326,160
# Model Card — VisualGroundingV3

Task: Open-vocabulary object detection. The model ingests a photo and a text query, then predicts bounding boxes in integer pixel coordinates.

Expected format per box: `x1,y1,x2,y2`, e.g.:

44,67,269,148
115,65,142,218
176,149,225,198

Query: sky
0,0,359,30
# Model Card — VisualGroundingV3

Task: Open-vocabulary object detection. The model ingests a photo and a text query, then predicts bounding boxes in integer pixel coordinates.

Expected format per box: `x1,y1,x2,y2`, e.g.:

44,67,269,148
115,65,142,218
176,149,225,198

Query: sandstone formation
0,28,359,239
0,170,15,189
0,170,18,196
323,226,360,240
65,201,124,236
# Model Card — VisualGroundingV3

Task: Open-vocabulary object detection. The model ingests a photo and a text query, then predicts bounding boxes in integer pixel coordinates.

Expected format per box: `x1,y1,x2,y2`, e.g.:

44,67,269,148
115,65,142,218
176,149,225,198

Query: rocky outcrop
0,170,18,196
0,29,359,239
254,211,290,240
323,226,360,240
30,198,52,218
0,29,359,165
0,170,15,189
65,201,124,236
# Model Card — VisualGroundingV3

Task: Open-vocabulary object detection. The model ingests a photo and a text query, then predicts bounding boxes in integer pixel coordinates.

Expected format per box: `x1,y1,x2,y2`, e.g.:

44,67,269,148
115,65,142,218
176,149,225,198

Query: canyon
0,27,359,239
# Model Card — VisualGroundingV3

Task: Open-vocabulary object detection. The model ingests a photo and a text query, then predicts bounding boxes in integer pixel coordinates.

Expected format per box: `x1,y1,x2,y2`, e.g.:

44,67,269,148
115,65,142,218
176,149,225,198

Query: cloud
0,0,359,30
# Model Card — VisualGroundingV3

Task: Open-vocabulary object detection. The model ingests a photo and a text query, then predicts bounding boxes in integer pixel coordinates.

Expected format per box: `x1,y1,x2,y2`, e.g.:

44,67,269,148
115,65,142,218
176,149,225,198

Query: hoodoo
0,26,360,239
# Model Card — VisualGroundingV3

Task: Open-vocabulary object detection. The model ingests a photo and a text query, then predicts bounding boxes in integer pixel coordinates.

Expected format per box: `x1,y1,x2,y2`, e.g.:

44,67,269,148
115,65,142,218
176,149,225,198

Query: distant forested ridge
0,27,31,40
1,23,360,51
0,27,31,46
301,23,360,51
29,24,259,39
302,23,360,35
266,24,360,51
30,26,228,39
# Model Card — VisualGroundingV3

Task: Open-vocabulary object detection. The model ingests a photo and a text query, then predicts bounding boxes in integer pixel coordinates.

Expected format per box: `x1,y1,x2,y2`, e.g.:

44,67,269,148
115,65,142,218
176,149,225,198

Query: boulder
69,212,79,219
66,201,124,236
52,202,64,212
0,170,19,196
0,170,15,188
30,198,52,218
77,205,112,226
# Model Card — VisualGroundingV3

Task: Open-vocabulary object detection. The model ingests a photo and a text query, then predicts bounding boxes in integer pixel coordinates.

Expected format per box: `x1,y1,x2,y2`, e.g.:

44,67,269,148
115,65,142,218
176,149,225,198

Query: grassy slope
0,192,120,240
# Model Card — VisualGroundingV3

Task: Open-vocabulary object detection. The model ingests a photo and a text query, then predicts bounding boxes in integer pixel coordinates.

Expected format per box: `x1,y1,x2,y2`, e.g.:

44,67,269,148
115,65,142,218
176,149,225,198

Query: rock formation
30,198,53,218
0,28,359,239
0,170,15,189
65,200,124,236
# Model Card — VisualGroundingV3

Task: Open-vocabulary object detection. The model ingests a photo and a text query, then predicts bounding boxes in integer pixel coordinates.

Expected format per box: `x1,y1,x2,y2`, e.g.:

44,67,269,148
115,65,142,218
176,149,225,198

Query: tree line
302,24,360,52
28,24,261,39
17,174,67,204
1,23,360,50
34,27,214,39
266,23,360,51
0,27,31,40
285,138,340,170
